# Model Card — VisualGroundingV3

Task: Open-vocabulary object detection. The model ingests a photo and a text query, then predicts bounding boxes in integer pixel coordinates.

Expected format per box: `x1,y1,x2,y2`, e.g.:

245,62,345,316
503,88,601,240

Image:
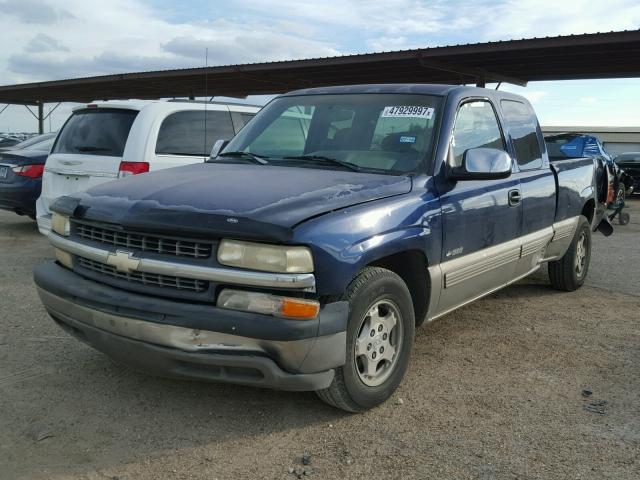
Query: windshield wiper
212,151,270,165
75,146,110,152
282,155,361,172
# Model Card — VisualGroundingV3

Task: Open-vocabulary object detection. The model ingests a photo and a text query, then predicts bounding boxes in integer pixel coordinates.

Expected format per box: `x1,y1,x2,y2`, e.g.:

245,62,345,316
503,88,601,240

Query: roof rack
166,99,263,108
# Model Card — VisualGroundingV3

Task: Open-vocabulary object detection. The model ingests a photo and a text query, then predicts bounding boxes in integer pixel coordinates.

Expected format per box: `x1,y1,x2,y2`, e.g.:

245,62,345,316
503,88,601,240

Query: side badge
226,217,239,224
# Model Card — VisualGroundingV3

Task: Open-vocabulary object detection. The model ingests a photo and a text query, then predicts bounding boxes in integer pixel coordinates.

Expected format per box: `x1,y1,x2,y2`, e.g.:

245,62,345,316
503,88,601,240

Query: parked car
0,136,21,150
34,84,608,412
545,133,627,208
36,100,260,235
614,152,640,194
4,132,57,151
0,137,55,218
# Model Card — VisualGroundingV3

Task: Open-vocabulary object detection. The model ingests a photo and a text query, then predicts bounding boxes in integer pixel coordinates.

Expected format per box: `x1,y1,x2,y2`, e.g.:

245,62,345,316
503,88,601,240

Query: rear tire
548,216,591,292
316,267,415,412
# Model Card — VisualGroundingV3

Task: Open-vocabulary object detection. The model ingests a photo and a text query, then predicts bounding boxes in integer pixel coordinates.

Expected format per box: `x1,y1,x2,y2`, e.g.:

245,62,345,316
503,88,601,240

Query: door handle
508,189,521,206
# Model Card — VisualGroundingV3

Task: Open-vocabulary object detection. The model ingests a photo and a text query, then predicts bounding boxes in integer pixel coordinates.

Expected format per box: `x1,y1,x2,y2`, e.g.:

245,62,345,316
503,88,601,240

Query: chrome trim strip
521,227,554,257
427,217,579,322
544,216,580,261
444,246,520,288
428,263,542,323
551,217,579,241
44,167,116,177
48,234,316,291
49,233,109,263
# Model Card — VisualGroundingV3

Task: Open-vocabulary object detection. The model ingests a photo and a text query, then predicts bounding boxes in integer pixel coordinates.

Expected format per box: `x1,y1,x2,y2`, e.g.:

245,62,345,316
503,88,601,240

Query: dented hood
72,163,412,240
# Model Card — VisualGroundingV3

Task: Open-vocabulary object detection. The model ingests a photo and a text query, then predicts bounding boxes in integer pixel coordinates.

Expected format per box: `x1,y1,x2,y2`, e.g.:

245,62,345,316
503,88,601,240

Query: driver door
436,99,522,314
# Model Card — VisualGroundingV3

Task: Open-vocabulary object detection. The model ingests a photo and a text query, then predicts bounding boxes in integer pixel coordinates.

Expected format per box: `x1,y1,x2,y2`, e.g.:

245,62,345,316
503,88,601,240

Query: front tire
548,216,591,292
316,267,415,412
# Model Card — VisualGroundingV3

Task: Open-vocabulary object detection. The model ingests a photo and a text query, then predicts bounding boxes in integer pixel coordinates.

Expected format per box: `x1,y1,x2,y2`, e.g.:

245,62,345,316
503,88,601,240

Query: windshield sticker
399,136,416,143
381,106,434,119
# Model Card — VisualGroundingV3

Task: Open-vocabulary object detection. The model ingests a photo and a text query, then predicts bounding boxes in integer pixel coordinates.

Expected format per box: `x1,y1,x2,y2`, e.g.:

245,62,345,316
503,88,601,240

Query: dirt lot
1,201,638,480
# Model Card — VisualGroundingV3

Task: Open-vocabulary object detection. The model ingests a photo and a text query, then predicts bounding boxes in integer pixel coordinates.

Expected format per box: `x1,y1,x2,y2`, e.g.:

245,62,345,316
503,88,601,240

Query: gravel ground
0,200,638,480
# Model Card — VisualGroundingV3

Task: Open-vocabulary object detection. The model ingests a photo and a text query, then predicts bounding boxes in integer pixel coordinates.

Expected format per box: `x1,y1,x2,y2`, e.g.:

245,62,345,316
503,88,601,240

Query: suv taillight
118,161,149,178
12,164,45,178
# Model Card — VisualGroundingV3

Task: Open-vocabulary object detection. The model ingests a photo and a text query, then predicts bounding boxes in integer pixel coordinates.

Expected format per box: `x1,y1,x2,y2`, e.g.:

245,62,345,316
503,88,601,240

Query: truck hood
72,163,412,241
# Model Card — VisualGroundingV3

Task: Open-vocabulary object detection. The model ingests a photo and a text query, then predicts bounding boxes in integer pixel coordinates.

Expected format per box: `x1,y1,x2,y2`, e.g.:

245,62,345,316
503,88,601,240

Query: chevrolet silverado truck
34,85,608,412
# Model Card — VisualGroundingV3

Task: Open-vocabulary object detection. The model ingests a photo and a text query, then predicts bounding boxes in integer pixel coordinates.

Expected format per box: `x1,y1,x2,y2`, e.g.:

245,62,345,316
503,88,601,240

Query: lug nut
372,352,377,359
380,346,384,354
383,333,388,340
378,325,383,332
367,343,372,351
370,330,375,337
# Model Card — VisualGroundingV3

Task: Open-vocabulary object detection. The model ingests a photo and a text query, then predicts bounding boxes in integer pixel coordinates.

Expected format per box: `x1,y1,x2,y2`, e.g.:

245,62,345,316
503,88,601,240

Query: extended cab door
436,99,522,314
499,100,556,278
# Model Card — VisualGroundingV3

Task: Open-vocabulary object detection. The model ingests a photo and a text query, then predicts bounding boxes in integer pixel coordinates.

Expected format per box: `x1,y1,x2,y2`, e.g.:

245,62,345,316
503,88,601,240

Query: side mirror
209,139,229,160
449,148,513,180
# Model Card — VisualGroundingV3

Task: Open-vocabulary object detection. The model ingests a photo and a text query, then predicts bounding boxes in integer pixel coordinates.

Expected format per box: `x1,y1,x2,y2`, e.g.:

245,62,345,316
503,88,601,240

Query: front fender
293,188,442,295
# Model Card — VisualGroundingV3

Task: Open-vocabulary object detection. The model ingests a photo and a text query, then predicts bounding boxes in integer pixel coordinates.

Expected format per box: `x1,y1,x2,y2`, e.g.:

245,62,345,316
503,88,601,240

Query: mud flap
596,216,614,237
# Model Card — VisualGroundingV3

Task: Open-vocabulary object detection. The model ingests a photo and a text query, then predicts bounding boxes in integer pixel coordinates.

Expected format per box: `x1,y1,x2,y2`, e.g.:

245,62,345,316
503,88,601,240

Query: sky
0,0,639,133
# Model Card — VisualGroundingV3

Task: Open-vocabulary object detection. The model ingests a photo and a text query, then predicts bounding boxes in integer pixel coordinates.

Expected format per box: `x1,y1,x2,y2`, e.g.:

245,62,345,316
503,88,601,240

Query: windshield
615,153,640,163
222,94,441,174
52,108,138,157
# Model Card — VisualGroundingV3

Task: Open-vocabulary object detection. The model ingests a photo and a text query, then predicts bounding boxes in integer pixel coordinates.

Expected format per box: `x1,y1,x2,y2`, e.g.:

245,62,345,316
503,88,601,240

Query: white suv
36,100,260,234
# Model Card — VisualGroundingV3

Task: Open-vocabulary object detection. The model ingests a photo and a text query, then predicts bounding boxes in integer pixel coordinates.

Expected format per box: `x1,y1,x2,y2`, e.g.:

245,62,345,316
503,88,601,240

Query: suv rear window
53,108,138,157
155,110,235,156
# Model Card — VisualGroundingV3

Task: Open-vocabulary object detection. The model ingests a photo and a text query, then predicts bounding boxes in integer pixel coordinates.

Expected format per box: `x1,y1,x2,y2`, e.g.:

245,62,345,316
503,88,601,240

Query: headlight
217,239,313,273
217,289,319,320
51,212,70,236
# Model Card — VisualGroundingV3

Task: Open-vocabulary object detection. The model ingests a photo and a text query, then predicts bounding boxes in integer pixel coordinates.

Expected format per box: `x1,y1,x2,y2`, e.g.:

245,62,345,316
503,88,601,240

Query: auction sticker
381,106,434,119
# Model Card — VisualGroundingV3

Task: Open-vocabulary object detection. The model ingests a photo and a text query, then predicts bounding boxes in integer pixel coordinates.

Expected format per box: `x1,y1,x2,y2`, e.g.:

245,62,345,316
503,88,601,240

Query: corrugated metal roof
1,29,638,105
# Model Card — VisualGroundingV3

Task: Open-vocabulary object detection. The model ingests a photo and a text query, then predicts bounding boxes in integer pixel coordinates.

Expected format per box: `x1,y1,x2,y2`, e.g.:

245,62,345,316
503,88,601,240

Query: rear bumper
34,261,348,391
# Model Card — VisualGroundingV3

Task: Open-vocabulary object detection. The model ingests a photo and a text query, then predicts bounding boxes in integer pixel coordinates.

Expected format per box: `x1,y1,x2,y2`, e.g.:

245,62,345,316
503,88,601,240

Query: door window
156,110,235,156
451,101,505,167
501,100,543,170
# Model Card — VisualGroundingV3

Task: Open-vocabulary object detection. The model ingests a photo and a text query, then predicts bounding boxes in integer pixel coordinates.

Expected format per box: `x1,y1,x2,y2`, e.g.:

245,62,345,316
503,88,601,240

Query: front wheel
316,267,415,412
548,215,591,291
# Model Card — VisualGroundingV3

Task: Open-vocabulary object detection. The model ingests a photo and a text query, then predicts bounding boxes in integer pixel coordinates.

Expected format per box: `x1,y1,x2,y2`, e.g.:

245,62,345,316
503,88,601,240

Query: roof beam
416,55,528,87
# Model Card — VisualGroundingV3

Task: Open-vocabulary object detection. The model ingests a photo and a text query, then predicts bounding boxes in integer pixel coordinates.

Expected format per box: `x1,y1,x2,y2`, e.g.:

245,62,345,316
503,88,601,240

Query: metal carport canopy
1,29,639,105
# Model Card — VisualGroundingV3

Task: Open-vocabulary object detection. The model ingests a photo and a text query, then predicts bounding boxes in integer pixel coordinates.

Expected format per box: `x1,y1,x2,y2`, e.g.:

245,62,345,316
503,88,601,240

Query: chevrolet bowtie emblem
106,250,141,273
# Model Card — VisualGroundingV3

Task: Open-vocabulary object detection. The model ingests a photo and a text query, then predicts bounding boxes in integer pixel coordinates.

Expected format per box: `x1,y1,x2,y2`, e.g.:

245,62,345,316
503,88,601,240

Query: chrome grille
77,257,208,292
75,222,211,259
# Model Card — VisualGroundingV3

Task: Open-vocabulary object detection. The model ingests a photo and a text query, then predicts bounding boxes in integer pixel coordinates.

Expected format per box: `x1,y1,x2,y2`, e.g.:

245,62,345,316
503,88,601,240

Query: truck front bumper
34,262,348,391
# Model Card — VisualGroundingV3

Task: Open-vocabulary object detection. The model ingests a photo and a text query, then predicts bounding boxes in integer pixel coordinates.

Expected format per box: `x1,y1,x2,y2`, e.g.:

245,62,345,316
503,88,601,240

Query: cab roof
281,83,530,103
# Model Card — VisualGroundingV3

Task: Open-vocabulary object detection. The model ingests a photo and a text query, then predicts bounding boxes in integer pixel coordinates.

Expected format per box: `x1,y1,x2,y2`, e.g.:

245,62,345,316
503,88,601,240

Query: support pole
38,102,44,134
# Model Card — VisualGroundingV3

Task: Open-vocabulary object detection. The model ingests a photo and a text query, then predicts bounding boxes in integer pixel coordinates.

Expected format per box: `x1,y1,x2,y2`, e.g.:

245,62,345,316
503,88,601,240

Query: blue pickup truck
34,85,607,412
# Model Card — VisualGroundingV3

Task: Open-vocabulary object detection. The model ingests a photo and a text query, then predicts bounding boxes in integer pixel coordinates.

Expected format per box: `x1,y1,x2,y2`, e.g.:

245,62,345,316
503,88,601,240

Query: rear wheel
316,267,415,412
548,216,591,291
